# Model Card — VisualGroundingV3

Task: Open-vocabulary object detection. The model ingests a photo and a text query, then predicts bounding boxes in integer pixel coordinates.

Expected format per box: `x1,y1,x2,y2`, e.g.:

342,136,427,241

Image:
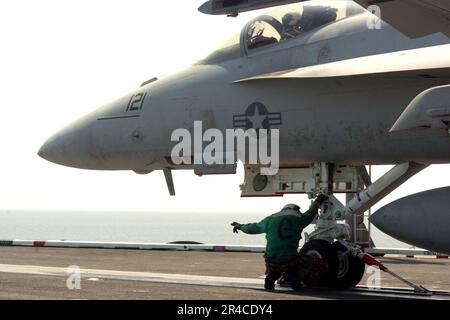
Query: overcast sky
0,0,449,214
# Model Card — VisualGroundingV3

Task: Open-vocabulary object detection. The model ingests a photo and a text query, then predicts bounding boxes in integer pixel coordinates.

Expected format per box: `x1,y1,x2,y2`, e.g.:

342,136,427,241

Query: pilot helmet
282,12,302,32
283,204,301,211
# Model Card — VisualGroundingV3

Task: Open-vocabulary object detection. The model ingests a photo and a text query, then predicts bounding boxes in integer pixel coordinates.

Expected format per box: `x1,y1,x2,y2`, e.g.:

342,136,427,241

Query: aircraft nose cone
38,114,95,169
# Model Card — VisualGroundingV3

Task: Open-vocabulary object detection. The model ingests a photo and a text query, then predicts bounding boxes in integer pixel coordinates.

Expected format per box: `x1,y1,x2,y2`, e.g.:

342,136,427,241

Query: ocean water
0,211,411,248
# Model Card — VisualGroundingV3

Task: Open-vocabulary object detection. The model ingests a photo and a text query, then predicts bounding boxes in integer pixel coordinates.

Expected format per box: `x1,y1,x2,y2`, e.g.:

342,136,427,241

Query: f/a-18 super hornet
39,0,450,288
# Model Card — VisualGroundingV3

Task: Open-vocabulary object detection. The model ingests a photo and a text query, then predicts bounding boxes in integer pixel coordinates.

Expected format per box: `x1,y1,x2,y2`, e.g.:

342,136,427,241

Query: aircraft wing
353,0,450,39
234,44,450,82
199,0,450,38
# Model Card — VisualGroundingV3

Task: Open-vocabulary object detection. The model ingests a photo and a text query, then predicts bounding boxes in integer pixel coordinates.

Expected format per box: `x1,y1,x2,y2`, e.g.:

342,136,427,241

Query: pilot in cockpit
281,6,338,41
281,12,303,40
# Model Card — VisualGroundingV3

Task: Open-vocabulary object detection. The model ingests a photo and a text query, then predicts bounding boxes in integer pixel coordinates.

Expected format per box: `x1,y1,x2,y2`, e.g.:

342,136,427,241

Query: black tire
333,242,366,288
299,240,339,287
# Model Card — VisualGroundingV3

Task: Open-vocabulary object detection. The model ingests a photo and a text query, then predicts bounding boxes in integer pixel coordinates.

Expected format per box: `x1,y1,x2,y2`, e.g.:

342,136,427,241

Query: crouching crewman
231,194,329,291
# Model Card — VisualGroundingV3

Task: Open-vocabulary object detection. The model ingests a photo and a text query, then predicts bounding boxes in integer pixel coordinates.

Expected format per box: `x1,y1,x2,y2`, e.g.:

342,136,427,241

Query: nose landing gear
297,239,365,288
276,161,429,290
333,241,366,288
298,239,339,287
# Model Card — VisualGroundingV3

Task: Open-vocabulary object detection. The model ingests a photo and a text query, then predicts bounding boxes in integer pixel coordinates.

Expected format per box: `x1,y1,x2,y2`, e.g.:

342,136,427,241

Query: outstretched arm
231,217,269,235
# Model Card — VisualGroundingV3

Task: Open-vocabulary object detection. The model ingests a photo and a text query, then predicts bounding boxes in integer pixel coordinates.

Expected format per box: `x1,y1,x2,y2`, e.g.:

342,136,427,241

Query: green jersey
240,203,320,263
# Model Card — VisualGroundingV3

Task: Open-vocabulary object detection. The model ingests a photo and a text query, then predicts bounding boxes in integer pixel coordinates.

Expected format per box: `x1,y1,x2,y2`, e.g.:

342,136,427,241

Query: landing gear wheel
299,240,339,287
333,242,365,288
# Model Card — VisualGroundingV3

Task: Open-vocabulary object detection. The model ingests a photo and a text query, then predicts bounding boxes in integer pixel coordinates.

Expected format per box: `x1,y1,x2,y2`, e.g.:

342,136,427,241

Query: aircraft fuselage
38,11,450,172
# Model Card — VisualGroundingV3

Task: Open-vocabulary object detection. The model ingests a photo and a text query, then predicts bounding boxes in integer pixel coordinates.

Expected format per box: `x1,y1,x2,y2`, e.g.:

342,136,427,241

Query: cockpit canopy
201,0,365,63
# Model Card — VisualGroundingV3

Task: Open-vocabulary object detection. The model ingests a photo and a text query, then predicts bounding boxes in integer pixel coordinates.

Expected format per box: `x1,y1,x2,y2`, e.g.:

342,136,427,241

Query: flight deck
0,246,448,300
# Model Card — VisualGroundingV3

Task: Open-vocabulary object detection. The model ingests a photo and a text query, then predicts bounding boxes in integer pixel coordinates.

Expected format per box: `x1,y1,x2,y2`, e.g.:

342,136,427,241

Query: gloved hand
315,194,329,205
231,222,242,234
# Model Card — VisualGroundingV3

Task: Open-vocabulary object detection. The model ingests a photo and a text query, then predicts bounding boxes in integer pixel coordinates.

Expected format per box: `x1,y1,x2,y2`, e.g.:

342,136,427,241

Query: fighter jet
38,0,450,288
